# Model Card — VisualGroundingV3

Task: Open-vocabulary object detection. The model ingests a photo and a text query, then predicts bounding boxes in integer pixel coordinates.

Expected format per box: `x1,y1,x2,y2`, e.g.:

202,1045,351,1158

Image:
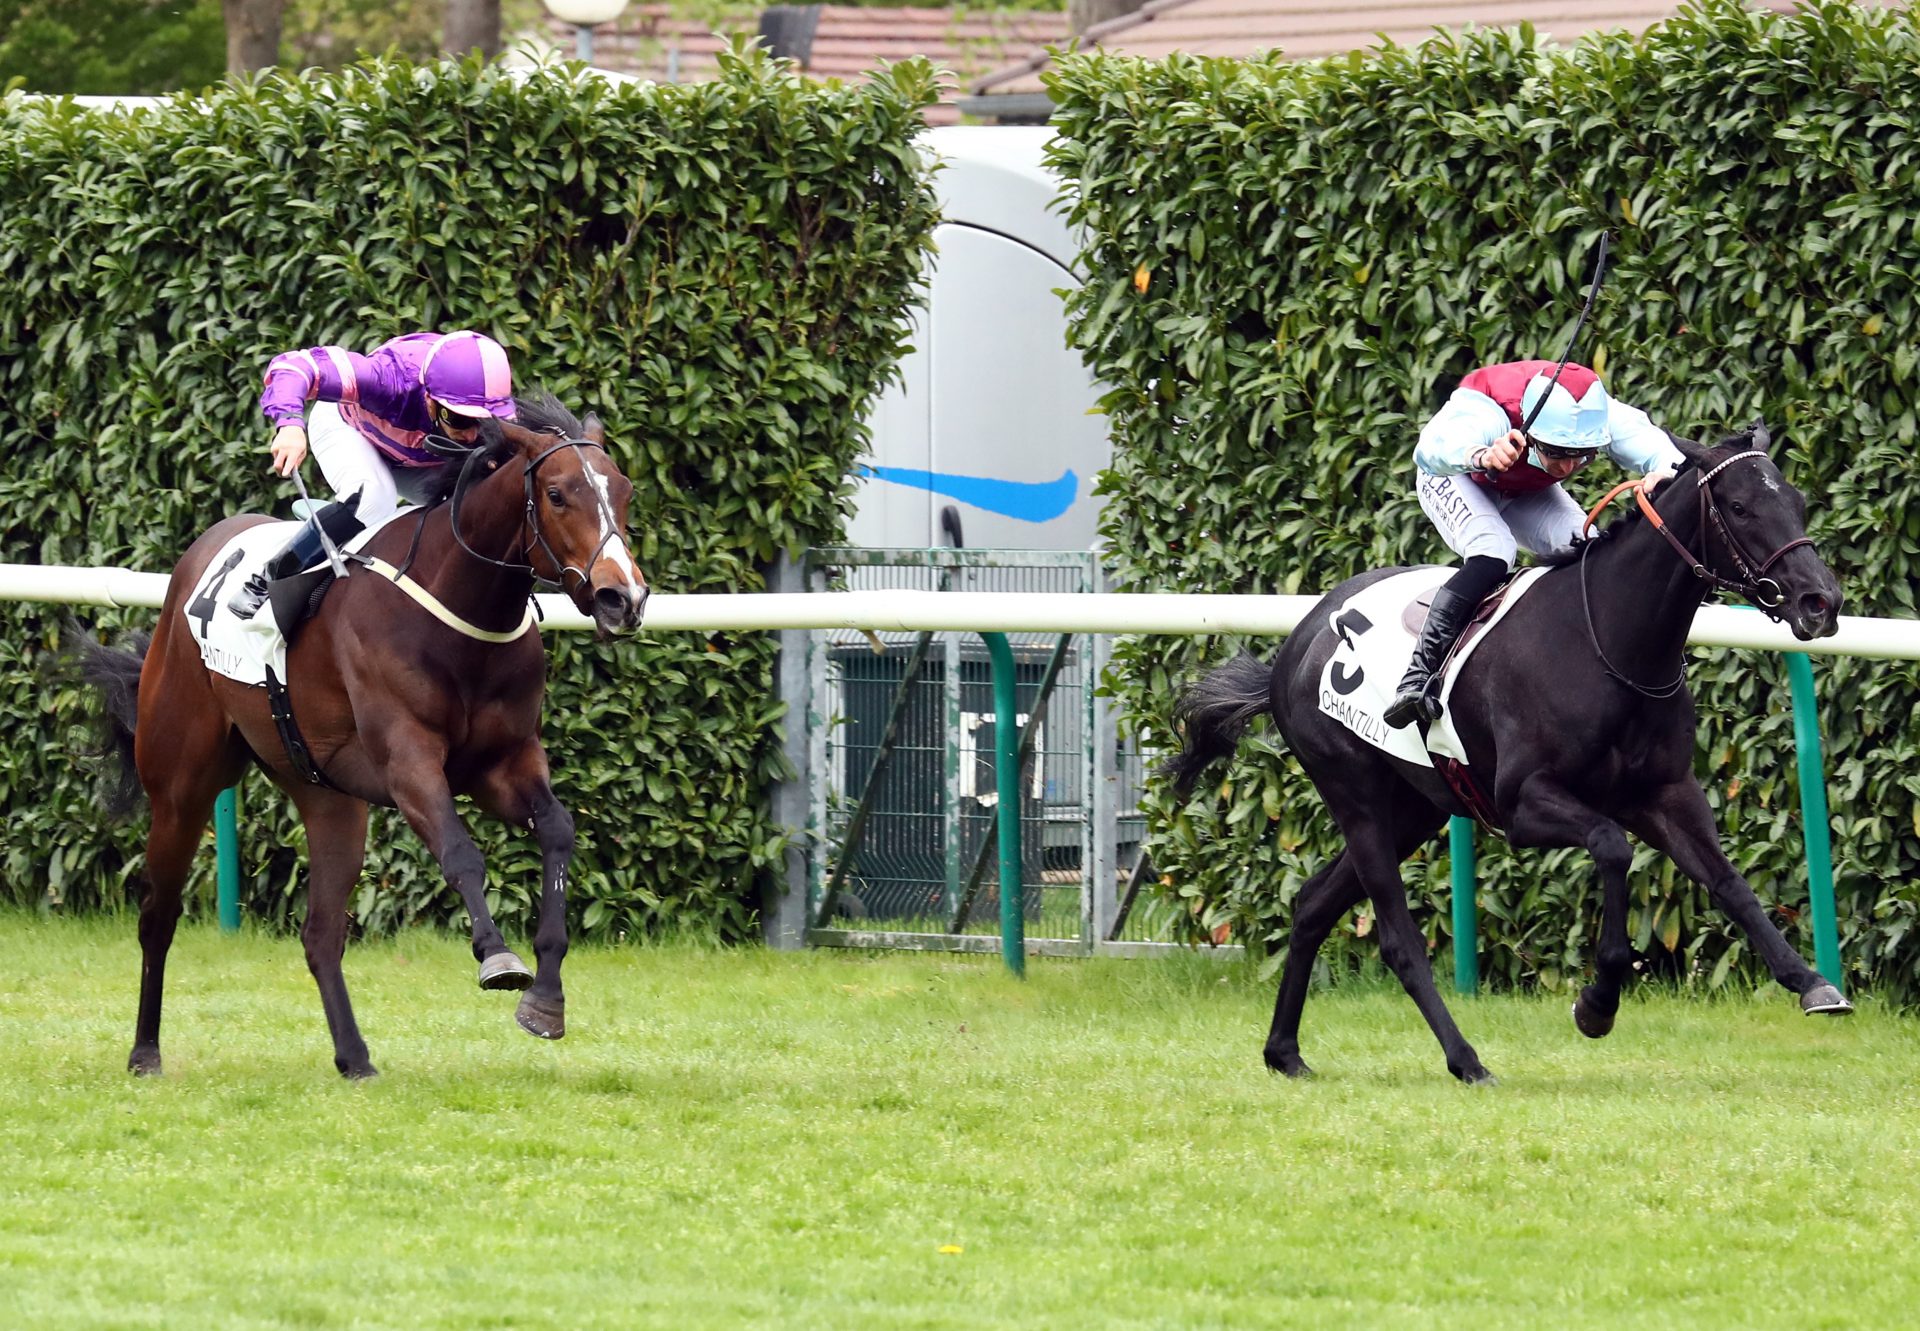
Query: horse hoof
1573,994,1616,1039
478,951,534,991
1801,983,1853,1016
127,1046,162,1077
338,1062,379,1081
1456,1065,1498,1086
516,992,565,1040
1264,1052,1314,1079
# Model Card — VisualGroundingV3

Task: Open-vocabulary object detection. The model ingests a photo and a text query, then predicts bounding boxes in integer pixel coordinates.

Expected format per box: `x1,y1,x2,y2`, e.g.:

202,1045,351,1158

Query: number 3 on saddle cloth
180,501,380,688
1315,566,1549,829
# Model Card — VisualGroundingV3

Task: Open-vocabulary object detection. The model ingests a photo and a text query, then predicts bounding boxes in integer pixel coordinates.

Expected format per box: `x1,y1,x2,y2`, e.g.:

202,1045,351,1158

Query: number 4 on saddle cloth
182,501,384,688
1315,566,1549,826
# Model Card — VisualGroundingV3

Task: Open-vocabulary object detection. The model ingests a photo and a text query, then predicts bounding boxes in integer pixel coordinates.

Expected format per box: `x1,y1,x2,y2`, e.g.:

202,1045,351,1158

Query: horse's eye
1729,501,1748,518
546,487,565,506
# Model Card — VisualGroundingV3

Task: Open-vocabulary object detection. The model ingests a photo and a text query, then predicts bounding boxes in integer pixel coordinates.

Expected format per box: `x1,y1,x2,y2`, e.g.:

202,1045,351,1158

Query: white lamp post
543,0,629,64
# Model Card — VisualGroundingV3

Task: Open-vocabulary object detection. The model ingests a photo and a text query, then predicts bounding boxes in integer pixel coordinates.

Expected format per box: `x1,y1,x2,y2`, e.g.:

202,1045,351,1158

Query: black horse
1165,425,1849,1083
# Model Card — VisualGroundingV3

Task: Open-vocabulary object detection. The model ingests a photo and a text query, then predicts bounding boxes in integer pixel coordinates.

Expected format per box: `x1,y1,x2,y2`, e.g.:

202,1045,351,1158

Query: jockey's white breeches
306,402,401,527
1416,470,1587,565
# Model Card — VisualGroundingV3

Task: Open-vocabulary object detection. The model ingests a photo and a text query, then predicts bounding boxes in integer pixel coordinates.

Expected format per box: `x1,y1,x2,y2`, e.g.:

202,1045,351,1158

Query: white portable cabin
851,127,1109,551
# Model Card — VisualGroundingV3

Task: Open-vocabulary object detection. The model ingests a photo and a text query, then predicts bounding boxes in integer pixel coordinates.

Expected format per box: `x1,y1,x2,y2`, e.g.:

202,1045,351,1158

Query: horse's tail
1161,651,1274,799
69,624,150,818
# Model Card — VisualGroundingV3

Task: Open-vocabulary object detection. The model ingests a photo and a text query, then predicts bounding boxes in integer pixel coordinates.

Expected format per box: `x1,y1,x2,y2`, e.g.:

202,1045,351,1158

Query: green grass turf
2,912,1913,1330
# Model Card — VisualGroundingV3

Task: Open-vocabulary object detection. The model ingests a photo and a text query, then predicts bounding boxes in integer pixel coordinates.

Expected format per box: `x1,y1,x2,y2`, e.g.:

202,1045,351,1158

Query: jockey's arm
258,346,376,429
1414,389,1515,475
1604,401,1686,476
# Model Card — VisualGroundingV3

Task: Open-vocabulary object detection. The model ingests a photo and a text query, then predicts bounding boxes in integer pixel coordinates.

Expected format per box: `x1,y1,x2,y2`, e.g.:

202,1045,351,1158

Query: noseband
446,434,622,596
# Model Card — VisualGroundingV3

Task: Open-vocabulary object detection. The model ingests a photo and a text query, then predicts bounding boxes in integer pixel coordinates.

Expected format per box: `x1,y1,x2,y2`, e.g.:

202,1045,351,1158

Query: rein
1575,448,1812,697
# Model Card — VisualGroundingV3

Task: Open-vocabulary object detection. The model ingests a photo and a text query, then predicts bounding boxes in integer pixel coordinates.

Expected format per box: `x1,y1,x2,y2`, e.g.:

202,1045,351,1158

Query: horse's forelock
512,388,585,441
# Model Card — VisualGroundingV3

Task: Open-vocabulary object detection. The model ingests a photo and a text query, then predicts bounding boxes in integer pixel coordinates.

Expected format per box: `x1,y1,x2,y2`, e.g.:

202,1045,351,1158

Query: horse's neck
410,463,534,631
1583,488,1712,673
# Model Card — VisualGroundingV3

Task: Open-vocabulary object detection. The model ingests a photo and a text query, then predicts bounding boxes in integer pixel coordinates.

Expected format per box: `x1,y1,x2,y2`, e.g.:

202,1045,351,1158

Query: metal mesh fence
804,549,1185,950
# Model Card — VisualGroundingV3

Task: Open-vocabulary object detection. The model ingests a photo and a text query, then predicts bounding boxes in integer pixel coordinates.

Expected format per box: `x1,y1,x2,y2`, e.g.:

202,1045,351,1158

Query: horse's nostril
594,587,630,619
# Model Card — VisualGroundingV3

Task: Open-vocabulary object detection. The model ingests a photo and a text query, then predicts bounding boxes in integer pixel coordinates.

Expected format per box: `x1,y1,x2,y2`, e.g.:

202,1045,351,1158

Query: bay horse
80,392,646,1078
1164,425,1849,1083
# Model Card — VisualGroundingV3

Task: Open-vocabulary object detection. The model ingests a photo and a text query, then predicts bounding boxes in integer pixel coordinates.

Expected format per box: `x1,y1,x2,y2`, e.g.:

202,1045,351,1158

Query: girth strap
264,665,346,791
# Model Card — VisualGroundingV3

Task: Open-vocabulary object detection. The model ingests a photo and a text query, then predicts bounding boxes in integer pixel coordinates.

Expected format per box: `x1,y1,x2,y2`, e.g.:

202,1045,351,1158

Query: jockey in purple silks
227,330,518,619
1381,359,1687,730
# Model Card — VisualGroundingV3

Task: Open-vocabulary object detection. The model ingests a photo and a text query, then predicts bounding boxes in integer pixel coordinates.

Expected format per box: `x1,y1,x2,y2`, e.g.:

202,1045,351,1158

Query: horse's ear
583,411,605,446
1668,432,1708,466
1749,419,1772,452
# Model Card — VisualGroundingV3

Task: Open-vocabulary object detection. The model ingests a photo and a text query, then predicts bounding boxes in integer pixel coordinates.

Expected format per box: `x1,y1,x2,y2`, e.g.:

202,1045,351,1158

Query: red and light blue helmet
1521,372,1611,452
419,330,516,420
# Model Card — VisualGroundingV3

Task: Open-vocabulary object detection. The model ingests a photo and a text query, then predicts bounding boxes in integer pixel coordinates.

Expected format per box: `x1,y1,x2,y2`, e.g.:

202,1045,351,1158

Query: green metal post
215,786,240,933
1450,815,1478,995
1785,652,1842,990
981,632,1025,977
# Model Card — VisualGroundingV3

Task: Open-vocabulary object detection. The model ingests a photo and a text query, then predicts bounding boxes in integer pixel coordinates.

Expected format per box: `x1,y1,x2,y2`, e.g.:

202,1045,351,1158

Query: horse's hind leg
1266,793,1450,1078
129,795,211,1075
1349,828,1494,1084
289,786,376,1078
128,652,248,1076
1263,852,1360,1078
1624,779,1845,1014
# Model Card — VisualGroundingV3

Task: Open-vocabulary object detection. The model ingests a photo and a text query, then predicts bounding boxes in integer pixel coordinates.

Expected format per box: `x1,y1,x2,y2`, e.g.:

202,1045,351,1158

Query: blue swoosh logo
856,465,1079,523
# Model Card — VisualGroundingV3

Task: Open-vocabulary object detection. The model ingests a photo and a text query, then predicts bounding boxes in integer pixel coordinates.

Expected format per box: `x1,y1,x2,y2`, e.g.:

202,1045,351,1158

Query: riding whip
1520,230,1613,435
290,467,352,580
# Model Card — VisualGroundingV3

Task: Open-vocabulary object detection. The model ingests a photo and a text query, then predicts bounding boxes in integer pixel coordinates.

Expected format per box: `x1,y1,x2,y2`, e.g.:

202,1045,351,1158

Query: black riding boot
1382,586,1479,729
225,517,336,620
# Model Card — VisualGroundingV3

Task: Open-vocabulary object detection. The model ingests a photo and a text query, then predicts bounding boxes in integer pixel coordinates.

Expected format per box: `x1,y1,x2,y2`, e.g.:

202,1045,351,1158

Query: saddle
1401,573,1525,675
1400,573,1528,832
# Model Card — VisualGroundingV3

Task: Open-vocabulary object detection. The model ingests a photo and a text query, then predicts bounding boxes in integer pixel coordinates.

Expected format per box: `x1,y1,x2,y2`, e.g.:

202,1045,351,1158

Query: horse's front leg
1503,775,1636,1038
289,785,377,1078
1621,779,1849,1015
477,744,573,1040
382,732,530,990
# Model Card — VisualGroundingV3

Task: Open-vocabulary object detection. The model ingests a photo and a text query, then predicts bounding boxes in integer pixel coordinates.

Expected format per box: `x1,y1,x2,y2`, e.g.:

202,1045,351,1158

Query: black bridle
438,432,622,598
1580,448,1814,697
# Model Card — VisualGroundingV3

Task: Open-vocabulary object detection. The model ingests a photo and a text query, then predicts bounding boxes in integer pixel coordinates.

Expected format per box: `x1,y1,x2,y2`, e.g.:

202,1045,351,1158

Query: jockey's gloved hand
1640,467,1677,496
1471,429,1527,473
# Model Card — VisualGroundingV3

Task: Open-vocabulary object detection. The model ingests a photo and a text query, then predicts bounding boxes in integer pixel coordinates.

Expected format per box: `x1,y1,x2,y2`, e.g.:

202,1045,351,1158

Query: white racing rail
5,563,1920,657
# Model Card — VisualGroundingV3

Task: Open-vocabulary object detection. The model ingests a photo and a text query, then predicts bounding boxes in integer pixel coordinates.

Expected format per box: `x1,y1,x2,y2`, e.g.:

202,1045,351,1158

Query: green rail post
215,786,240,932
1449,815,1478,995
981,632,1025,977
1785,652,1843,990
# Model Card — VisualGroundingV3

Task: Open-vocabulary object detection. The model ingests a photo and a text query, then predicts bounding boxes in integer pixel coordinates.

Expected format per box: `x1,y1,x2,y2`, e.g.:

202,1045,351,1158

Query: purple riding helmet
420,330,517,421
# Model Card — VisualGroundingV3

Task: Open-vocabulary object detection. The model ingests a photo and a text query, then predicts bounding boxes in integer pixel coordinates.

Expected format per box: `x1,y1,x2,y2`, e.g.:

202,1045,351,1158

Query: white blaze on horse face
586,468,644,599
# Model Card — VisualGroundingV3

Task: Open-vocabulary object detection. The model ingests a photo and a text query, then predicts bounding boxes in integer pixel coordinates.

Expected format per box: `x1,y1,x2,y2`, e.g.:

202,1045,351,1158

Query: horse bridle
1635,449,1812,616
1580,448,1813,697
445,433,622,597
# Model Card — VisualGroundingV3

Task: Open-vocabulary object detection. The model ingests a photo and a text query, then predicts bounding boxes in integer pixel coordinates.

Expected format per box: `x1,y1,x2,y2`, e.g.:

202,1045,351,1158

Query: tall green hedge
1046,0,1920,997
0,49,940,939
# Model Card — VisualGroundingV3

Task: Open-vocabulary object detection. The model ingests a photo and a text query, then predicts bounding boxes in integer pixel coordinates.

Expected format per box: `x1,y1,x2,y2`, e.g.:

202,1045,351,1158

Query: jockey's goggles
1530,437,1601,463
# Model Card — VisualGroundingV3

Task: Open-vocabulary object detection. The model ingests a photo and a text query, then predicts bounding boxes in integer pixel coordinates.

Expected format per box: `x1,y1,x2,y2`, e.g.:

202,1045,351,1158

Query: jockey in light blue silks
1382,359,1687,729
227,330,518,620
